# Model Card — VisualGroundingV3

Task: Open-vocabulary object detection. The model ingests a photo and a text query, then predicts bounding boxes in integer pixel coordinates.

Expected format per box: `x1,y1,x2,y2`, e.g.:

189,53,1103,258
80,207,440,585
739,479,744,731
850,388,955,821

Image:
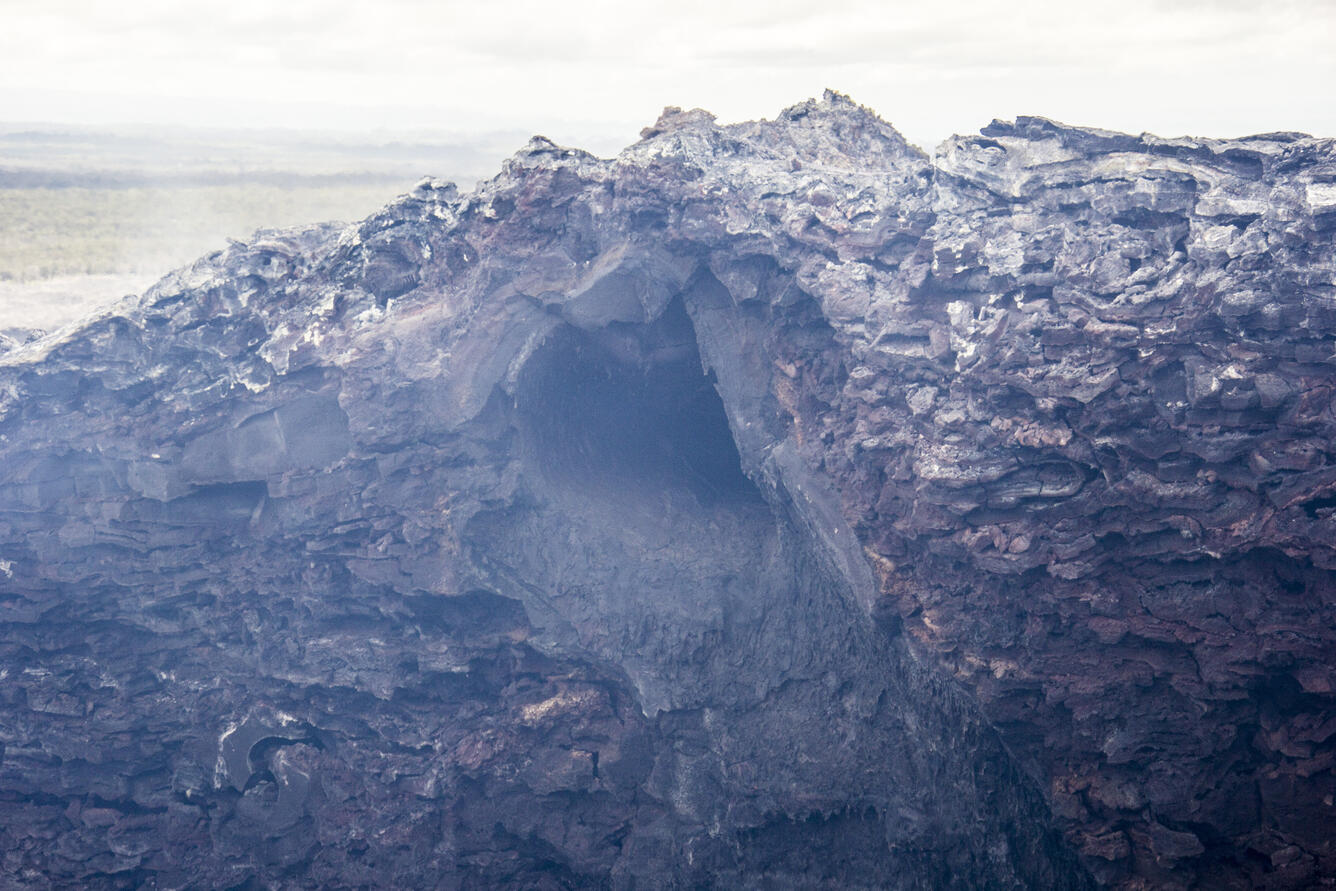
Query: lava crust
1,92,1334,889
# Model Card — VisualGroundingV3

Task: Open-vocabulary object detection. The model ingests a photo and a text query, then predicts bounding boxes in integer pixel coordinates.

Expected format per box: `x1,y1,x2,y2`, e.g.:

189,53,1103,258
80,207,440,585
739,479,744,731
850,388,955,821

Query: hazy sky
2,0,1334,153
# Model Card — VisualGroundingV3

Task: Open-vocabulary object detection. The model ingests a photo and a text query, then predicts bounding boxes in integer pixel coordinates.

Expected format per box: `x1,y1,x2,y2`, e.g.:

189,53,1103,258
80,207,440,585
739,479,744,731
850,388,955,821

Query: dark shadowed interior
515,298,761,507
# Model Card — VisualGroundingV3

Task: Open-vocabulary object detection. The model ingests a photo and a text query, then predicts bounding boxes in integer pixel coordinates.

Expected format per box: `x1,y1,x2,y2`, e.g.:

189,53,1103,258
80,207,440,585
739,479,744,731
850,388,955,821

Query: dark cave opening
515,298,762,506
466,290,1095,890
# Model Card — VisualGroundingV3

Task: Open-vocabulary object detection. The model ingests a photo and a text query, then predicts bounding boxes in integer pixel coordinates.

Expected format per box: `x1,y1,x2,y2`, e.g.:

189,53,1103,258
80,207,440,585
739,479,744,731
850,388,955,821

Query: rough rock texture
0,92,1334,888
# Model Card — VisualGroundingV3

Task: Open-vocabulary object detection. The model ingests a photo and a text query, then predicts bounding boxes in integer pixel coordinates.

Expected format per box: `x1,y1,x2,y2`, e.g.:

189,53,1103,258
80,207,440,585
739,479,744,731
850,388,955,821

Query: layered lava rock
1,92,1334,888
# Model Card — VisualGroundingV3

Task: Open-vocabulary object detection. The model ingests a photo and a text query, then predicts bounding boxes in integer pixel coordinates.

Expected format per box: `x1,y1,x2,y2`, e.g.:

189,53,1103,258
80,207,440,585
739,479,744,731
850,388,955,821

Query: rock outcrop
1,92,1333,888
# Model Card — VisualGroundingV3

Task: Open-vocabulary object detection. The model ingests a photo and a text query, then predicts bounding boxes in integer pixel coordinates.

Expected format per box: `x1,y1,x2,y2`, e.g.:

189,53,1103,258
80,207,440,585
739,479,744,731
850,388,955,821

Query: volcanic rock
1,91,1334,888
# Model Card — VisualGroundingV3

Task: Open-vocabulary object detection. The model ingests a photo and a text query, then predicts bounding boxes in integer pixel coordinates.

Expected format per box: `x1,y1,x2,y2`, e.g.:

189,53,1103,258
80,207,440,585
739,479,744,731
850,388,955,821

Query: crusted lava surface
1,92,1334,888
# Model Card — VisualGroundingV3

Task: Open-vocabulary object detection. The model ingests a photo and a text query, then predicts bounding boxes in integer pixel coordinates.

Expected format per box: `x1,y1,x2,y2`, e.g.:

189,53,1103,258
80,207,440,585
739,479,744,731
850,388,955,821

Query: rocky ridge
0,92,1333,888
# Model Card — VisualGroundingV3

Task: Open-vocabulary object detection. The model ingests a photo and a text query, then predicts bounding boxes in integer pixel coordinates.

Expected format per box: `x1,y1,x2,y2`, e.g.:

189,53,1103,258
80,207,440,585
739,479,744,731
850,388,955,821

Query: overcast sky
2,0,1333,154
